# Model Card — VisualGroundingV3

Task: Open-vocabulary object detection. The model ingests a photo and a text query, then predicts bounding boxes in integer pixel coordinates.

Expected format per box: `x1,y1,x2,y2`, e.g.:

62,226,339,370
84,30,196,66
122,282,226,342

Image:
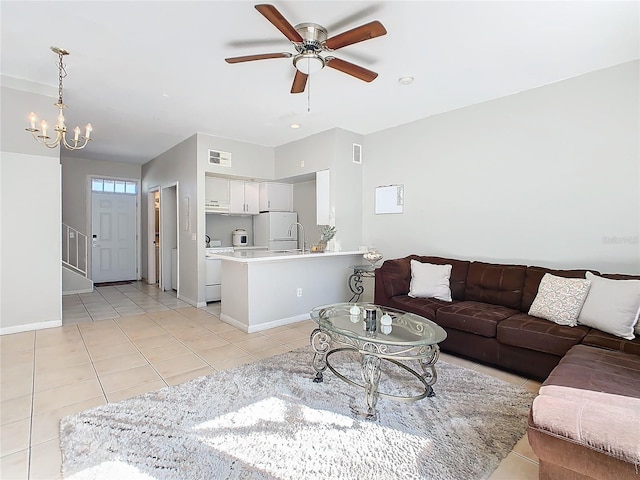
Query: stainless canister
364,306,377,333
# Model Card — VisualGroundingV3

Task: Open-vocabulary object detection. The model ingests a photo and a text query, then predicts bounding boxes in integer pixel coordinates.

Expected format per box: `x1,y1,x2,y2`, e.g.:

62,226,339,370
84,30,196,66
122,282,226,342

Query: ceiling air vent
353,143,362,164
208,149,232,167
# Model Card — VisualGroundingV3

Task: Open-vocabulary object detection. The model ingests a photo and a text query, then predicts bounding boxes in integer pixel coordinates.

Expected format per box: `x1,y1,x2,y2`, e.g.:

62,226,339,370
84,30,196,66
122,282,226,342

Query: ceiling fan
225,4,387,94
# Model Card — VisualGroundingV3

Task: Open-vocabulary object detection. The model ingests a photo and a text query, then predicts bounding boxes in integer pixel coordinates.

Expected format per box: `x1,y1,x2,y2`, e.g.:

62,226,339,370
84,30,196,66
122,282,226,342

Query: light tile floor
1,282,541,479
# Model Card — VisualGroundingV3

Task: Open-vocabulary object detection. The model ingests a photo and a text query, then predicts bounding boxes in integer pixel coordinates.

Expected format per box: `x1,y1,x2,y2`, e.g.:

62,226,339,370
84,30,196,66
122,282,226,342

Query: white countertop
207,249,363,263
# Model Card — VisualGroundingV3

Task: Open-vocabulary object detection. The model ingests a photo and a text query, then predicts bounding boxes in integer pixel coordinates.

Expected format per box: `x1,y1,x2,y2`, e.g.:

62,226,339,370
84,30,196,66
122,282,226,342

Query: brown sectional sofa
374,255,640,479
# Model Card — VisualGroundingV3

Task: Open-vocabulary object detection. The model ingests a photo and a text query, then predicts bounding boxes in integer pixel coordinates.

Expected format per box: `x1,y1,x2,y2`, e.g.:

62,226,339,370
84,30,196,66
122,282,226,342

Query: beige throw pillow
577,272,640,340
408,260,452,302
528,273,591,326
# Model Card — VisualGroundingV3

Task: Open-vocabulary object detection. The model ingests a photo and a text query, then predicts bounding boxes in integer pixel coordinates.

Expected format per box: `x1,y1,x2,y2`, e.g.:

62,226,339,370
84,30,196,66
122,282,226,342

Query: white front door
91,192,137,283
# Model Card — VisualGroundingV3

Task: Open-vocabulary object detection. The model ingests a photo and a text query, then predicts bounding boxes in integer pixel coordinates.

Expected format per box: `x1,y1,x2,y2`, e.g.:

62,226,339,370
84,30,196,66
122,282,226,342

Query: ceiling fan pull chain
307,74,311,112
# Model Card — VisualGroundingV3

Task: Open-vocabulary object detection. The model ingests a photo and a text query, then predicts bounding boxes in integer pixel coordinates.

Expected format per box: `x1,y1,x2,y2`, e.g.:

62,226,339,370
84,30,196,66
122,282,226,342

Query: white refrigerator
253,212,298,250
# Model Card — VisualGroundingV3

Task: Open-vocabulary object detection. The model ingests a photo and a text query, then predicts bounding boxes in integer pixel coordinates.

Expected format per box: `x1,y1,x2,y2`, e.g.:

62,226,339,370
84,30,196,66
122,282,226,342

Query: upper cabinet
205,177,230,213
259,182,293,212
229,180,259,215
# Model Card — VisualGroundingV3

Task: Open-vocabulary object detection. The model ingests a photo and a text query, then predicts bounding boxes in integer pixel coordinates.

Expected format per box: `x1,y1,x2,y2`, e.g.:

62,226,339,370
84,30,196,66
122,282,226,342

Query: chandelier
26,47,92,150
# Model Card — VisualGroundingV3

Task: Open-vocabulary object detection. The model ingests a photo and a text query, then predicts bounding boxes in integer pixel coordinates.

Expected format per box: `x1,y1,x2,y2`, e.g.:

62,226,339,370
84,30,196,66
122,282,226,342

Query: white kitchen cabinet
259,182,293,212
229,180,259,215
205,177,230,213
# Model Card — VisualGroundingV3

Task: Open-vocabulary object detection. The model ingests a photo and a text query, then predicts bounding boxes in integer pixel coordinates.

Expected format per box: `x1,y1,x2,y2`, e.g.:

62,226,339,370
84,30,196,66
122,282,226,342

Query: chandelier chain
57,52,68,106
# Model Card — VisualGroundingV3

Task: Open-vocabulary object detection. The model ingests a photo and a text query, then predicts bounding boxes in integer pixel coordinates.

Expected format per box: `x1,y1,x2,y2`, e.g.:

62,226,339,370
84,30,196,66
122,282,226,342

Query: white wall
142,135,198,305
275,128,365,251
292,180,318,244
363,61,640,274
199,133,274,180
1,83,62,333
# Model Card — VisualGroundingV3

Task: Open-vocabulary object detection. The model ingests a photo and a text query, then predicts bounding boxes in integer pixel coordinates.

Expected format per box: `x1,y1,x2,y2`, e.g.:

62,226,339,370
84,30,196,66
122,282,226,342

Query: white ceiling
1,1,638,165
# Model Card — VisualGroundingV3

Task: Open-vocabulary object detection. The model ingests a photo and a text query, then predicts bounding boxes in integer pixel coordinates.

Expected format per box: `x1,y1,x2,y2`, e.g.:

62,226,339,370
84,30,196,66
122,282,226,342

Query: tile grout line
511,450,539,465
75,323,110,404
26,327,38,480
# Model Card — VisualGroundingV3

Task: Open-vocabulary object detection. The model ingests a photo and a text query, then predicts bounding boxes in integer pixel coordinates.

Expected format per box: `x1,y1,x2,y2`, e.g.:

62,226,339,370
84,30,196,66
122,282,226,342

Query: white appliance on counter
253,212,298,250
232,228,249,247
205,240,233,302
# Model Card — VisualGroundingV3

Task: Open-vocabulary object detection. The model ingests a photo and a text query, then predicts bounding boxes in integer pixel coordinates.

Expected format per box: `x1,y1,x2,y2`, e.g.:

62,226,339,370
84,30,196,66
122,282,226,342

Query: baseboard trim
220,313,310,334
1,319,62,336
176,294,198,307
63,288,94,295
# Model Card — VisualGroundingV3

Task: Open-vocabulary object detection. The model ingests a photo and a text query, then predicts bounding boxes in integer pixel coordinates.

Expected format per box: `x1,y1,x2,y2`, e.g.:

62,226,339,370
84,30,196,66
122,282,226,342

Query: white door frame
87,175,141,282
147,186,160,285
161,182,179,293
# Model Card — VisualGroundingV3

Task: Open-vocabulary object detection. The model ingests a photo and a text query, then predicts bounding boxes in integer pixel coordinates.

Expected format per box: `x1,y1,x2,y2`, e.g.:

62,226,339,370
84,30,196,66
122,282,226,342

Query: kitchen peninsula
207,250,363,332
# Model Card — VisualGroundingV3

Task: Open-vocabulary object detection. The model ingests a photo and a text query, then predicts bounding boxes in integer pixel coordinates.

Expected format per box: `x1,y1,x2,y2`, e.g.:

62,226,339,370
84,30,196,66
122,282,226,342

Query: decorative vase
363,249,383,266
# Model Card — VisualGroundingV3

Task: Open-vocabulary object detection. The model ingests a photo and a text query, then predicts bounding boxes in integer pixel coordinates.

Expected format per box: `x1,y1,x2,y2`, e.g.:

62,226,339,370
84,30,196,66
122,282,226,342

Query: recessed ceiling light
398,76,414,85
290,123,301,129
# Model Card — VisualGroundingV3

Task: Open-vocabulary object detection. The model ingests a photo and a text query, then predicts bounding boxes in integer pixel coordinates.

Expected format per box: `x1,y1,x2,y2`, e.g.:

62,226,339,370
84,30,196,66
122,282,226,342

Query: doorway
147,189,160,285
91,192,137,283
161,184,178,292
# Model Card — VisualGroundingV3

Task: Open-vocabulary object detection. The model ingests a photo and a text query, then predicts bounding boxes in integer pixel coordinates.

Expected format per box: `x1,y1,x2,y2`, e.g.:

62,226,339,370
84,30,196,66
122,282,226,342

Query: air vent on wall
353,143,362,164
208,149,232,167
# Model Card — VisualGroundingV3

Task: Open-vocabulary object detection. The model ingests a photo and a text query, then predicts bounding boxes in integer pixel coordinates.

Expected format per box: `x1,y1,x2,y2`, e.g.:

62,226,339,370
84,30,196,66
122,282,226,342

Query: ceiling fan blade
326,57,378,82
291,70,308,94
325,20,387,50
225,52,292,64
255,4,303,43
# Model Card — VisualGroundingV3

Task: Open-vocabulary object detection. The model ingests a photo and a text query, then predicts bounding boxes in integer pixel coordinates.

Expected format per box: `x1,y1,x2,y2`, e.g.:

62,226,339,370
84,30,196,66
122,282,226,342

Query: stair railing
62,223,88,277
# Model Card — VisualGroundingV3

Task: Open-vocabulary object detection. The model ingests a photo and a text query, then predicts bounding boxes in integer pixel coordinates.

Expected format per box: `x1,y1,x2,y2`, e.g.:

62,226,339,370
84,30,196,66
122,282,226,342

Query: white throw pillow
577,272,640,340
528,273,591,326
408,260,452,302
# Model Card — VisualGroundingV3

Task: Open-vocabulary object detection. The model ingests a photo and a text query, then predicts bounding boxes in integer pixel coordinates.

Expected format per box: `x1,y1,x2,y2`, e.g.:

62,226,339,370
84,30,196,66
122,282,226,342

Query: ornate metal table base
348,265,375,302
310,328,440,419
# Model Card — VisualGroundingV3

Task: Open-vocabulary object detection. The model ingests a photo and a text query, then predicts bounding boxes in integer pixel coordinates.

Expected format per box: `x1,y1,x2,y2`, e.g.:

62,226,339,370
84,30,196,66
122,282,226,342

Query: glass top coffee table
309,302,447,419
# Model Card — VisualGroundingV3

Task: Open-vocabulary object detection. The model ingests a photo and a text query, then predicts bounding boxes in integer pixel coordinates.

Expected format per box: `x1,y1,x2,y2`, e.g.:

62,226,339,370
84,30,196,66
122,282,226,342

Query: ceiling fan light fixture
294,53,324,75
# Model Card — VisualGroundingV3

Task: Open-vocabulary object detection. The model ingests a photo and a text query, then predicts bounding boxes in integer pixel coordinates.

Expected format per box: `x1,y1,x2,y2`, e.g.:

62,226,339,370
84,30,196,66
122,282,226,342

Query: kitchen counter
206,249,361,262
215,250,363,332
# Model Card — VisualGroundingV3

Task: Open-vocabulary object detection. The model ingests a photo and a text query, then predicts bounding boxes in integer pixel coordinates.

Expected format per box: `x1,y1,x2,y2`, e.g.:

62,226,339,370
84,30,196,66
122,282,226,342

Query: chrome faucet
287,222,307,253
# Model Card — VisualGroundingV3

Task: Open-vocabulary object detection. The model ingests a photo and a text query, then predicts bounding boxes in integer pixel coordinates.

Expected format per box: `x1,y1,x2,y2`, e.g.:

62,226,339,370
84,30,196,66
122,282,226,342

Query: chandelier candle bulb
85,124,92,139
29,113,37,130
73,126,80,142
40,120,47,138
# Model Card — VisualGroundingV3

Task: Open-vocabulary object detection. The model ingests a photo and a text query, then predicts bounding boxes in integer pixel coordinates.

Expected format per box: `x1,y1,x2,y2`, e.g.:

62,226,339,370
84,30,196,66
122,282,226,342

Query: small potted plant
312,226,336,252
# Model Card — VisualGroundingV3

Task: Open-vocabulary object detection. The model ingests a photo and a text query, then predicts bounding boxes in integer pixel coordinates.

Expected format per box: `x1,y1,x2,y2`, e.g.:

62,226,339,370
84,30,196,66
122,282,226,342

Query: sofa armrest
374,268,394,306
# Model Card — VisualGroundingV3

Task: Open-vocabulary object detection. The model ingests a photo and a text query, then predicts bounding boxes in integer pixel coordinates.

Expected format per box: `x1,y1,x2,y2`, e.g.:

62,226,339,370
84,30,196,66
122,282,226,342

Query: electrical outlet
296,287,303,297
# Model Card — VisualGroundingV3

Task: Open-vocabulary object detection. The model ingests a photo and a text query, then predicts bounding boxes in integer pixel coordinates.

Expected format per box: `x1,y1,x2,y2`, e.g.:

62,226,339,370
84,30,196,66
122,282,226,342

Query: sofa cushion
581,329,640,356
380,255,470,300
542,344,640,396
408,260,452,301
379,256,417,298
390,295,455,321
577,272,640,340
521,266,593,312
497,313,589,357
464,262,526,310
531,345,640,466
528,273,591,326
436,301,518,338
416,256,470,300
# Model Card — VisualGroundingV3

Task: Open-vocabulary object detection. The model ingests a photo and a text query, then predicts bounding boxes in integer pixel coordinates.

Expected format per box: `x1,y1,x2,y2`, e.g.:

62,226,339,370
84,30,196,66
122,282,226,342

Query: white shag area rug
60,346,535,480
